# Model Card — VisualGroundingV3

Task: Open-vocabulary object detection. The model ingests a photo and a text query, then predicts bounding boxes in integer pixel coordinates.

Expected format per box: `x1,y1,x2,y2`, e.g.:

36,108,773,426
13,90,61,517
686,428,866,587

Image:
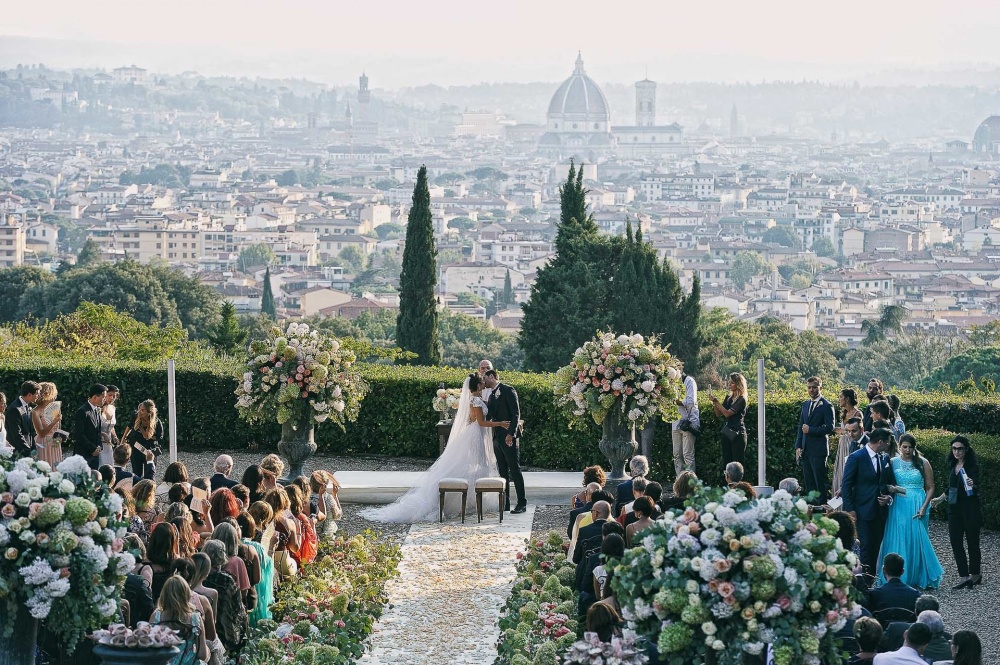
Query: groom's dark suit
5,397,36,458
842,444,895,577
74,401,103,470
487,381,525,510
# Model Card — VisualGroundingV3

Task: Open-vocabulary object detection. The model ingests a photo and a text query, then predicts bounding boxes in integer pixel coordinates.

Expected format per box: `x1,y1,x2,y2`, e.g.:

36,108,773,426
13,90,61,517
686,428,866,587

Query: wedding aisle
360,506,535,665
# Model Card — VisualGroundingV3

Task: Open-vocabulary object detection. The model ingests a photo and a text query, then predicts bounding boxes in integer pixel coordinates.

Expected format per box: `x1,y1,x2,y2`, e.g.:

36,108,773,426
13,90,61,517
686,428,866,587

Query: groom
484,369,526,514
842,426,896,580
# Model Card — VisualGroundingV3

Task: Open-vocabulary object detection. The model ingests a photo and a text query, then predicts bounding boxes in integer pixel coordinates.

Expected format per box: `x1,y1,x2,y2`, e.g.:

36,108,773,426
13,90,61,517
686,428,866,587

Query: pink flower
301,391,309,398
0,492,11,504
826,610,840,624
295,374,303,381
1,504,15,519
615,367,623,374
275,361,283,367
777,595,792,610
717,581,735,598
713,558,731,573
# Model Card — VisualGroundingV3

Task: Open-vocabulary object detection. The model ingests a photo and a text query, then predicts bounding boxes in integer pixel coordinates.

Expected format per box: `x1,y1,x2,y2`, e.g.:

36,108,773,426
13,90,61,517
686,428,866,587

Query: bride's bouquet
432,387,462,422
235,322,368,429
553,331,682,429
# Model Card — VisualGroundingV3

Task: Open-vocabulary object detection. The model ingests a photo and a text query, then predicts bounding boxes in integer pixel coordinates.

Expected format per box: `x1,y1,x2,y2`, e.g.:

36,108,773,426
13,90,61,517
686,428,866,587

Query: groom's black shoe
511,504,527,514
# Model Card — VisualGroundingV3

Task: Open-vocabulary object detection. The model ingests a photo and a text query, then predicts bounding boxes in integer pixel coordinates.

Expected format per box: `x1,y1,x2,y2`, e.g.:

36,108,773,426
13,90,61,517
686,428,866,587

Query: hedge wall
1,360,997,521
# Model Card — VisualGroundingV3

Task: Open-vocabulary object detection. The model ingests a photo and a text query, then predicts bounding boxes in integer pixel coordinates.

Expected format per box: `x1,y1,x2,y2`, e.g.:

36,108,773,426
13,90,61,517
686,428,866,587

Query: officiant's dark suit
486,371,525,513
842,427,896,578
74,384,107,470
794,379,836,504
5,383,38,458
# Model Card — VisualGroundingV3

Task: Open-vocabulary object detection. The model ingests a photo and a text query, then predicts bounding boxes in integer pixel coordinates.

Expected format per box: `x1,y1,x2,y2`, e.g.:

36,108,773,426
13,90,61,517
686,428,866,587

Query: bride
362,373,509,522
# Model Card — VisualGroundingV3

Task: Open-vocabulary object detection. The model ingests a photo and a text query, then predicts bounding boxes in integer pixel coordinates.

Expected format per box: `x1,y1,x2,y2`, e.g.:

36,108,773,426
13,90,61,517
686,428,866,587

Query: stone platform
335,470,582,505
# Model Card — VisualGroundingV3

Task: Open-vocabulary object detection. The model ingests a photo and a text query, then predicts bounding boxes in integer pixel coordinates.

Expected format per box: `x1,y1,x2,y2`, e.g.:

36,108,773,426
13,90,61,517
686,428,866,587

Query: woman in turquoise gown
877,434,943,589
239,513,274,626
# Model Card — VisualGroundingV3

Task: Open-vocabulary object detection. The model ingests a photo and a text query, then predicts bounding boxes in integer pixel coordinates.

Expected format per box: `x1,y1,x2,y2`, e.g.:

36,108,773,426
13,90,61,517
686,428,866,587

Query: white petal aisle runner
360,506,534,665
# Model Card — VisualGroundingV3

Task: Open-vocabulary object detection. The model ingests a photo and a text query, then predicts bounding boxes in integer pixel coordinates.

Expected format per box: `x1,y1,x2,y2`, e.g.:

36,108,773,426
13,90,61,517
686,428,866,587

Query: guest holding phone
125,400,164,477
931,435,982,589
708,373,748,469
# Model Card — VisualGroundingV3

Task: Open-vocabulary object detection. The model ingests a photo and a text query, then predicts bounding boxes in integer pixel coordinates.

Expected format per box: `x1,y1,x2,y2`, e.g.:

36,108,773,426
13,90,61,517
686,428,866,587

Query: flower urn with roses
0,452,132,665
91,622,182,665
553,331,683,478
236,322,369,481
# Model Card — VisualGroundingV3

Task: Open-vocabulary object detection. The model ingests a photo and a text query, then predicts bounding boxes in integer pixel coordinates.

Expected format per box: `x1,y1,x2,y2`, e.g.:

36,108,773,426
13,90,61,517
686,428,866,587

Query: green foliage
119,163,190,188
75,238,103,269
239,243,276,269
811,236,836,257
446,216,476,232
374,223,404,241
843,334,964,389
923,346,1000,391
206,301,248,356
396,166,441,365
861,304,906,346
0,265,53,323
762,225,802,249
148,263,221,338
337,245,365,273
261,267,277,319
729,250,772,290
968,320,1000,347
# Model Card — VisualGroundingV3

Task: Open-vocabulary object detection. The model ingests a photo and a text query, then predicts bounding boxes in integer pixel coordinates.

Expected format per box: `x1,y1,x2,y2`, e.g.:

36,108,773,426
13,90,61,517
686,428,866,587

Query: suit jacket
842,446,895,521
872,646,928,665
614,479,635,517
211,473,240,493
111,463,155,488
568,501,592,538
868,578,921,613
850,433,870,455
794,396,836,457
73,402,103,460
572,518,606,565
4,397,35,457
486,382,521,443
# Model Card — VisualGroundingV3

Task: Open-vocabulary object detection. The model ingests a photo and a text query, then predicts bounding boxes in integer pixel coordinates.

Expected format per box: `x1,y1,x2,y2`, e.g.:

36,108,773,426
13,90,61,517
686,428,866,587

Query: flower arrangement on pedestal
92,622,182,648
553,332,682,429
0,451,132,653
432,387,462,422
235,322,368,429
611,481,862,665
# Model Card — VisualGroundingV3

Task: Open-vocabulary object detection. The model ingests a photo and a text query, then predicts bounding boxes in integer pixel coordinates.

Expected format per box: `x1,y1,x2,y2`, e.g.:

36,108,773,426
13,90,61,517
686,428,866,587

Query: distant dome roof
973,115,1000,151
547,53,610,120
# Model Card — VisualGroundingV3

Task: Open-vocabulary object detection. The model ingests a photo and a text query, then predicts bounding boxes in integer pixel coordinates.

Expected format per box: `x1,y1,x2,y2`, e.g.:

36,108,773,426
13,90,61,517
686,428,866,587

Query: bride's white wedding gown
361,381,498,523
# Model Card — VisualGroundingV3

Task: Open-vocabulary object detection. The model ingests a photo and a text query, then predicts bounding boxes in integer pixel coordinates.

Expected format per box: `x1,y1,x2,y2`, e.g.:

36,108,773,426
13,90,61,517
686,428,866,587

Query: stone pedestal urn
93,644,181,665
278,413,316,483
0,603,37,665
599,417,637,480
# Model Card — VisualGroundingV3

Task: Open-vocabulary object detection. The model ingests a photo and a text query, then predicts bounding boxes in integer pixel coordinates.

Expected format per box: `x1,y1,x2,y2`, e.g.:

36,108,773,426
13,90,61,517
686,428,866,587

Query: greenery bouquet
612,481,862,665
553,331,683,429
235,322,368,429
0,452,132,652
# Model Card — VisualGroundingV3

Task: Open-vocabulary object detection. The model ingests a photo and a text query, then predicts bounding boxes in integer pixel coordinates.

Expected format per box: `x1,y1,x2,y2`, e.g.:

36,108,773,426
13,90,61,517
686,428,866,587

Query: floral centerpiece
611,481,862,665
432,387,462,422
562,631,649,664
0,451,132,660
92,622,182,648
554,331,683,477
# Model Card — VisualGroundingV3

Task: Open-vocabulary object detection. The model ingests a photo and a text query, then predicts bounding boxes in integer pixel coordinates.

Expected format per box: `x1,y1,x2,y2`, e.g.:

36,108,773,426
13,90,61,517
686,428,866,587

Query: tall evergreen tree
206,301,249,355
396,166,441,365
261,267,276,319
501,269,514,308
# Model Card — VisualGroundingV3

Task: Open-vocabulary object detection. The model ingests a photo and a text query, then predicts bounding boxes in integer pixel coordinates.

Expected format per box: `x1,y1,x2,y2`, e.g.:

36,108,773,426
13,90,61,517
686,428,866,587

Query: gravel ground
173,451,1000,659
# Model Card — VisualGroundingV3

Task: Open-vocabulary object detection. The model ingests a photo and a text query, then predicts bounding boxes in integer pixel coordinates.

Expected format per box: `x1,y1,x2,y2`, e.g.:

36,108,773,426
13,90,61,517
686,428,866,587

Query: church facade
538,54,683,161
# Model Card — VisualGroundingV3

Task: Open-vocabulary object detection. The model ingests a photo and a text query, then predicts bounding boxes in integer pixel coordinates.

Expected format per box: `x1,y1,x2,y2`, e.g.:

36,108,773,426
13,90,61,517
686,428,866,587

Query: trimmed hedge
0,360,997,508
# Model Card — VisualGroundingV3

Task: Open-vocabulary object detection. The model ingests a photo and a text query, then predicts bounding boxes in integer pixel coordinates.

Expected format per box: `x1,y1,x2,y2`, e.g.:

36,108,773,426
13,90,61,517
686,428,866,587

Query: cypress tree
396,166,441,365
502,269,513,307
207,301,249,355
261,266,276,319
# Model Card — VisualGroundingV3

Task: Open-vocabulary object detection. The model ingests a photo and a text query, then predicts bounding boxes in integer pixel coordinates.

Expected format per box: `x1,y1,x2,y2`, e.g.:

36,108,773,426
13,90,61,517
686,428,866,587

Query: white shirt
873,646,930,665
867,444,881,473
672,375,700,430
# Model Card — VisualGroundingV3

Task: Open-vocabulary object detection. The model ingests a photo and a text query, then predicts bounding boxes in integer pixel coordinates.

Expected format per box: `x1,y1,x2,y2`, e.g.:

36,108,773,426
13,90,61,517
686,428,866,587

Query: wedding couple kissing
361,360,526,523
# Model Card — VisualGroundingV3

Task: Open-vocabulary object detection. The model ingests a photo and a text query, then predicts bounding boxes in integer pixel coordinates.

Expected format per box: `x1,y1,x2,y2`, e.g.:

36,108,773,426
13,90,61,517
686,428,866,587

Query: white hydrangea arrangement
553,331,682,429
611,480,863,665
431,387,462,420
0,451,132,652
235,322,369,429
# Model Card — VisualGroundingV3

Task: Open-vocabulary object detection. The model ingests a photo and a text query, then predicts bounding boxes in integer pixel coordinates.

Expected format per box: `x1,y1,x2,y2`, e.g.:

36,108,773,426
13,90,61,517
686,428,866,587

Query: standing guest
5,381,39,458
887,394,906,441
260,454,285,485
210,454,239,492
670,372,700,475
150,576,209,665
794,376,836,504
310,470,342,538
478,359,494,402
935,630,982,665
862,378,885,432
125,400,164,477
248,501,276,556
31,382,62,466
202,539,248,655
842,427,896,579
708,372,748,469
624,496,655,547
931,436,982,589
873,623,932,665
98,384,120,467
241,465,268,505
613,455,648,517
73,384,107,470
571,466,606,509
878,434,942,589
833,390,863,496
237,512,273,626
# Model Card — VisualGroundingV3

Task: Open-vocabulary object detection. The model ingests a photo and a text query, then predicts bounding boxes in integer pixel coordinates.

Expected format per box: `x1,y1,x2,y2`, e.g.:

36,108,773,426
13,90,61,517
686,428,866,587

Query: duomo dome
539,53,613,159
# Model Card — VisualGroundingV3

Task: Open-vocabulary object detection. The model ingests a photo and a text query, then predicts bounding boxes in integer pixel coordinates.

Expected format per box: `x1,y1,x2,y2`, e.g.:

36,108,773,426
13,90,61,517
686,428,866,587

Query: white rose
59,480,76,494
702,621,717,636
333,401,345,413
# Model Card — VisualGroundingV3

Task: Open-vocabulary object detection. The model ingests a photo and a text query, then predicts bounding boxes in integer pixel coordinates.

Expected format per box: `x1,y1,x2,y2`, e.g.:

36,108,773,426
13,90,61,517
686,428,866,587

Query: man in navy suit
74,384,107,470
842,427,896,579
614,455,649,517
4,381,39,458
794,377,836,504
868,553,921,614
210,454,240,492
844,417,869,455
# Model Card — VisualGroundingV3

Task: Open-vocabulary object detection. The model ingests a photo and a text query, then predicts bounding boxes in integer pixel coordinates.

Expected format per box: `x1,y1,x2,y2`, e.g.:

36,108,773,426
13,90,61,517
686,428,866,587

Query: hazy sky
4,1,1000,87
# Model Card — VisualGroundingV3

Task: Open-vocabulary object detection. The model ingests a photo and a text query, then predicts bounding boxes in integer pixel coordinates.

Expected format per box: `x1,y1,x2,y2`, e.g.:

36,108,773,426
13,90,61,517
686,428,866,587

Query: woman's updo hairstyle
468,373,482,392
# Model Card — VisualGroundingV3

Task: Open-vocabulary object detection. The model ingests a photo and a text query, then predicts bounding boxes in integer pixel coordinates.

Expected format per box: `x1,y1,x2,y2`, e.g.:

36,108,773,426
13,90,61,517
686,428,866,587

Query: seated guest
827,510,859,556
731,481,756,499
850,616,882,665
572,465,606,509
725,461,744,487
170,557,221,660
232,484,250,511
132,479,159,536
151,576,210,664
211,522,252,607
191,552,219,617
585,601,623,642
914,611,951,663
591,529,625,598
191,477,211,494
237,512,273,626
171,515,199,559
662,471,698,512
260,454,285,486
211,454,240,492
202,540,248,655
210,487,241,527
577,528,624,619
98,465,114,485
881,595,944,652
868,554,921,614
137,522,178,602
935,629,982,665
614,456,649,516
572,501,610,565
778,477,801,495
110,443,155,489
248,501,276,556
567,482,601,537
625,497,656,547
617,476,647,520
241,465,268,505
644,481,663,513
873,623,931,665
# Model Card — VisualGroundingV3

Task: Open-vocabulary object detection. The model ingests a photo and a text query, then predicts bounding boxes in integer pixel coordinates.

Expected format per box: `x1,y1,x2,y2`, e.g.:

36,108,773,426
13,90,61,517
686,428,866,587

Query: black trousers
857,514,886,579
801,454,829,504
949,501,982,577
493,438,525,509
721,431,747,467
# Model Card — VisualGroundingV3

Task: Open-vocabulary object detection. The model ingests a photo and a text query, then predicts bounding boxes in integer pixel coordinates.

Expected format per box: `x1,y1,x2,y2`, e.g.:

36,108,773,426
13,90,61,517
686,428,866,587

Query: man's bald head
478,359,493,374
592,501,611,520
